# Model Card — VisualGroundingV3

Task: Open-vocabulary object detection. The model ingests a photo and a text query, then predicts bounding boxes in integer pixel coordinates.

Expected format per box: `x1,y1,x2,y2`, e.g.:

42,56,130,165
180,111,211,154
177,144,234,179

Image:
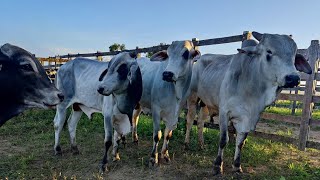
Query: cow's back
196,54,232,107
56,58,108,109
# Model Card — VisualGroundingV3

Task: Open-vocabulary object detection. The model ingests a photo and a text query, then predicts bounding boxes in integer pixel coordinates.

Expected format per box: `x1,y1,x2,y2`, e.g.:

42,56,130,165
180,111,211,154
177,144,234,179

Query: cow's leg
53,105,68,155
100,115,113,172
67,106,83,155
160,127,173,163
213,112,229,175
132,106,142,144
184,94,197,149
121,134,126,148
150,110,162,166
232,132,248,173
198,105,209,150
112,131,121,161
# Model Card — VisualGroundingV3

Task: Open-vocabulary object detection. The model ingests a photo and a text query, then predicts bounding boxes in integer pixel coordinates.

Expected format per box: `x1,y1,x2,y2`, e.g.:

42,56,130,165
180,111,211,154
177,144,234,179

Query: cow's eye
266,50,272,61
182,50,189,59
21,64,34,71
117,64,128,80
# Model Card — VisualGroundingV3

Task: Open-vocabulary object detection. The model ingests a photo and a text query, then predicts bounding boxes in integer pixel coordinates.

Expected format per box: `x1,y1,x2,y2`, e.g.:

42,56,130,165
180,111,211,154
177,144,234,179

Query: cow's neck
229,54,278,110
174,64,192,103
0,105,25,126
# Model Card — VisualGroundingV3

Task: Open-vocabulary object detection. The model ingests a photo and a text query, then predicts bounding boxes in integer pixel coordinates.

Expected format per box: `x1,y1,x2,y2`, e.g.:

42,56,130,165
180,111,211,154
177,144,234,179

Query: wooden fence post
298,40,319,150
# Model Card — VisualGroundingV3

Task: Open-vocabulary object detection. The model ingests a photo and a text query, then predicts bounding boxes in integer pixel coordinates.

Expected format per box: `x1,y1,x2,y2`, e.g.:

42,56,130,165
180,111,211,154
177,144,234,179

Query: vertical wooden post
291,88,298,115
136,46,141,58
298,40,319,150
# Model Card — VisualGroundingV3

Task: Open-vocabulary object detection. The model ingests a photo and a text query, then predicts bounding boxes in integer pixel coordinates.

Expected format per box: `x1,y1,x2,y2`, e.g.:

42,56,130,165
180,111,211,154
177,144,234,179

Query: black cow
0,43,64,126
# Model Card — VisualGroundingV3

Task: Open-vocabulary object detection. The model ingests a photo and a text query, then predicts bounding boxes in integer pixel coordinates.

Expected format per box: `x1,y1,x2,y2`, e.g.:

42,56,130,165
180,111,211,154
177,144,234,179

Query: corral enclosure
1,31,320,179
40,31,320,149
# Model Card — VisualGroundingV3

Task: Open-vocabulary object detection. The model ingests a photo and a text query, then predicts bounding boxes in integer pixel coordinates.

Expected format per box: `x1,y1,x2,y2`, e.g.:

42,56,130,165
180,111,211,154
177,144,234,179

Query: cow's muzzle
162,71,174,82
97,87,111,96
283,75,300,88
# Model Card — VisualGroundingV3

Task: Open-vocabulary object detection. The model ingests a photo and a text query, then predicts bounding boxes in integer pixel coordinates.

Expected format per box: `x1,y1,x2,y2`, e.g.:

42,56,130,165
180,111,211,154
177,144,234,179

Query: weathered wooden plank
55,34,245,59
299,40,319,150
297,49,308,56
310,119,320,127
277,93,304,101
201,121,320,149
260,112,301,124
312,95,320,103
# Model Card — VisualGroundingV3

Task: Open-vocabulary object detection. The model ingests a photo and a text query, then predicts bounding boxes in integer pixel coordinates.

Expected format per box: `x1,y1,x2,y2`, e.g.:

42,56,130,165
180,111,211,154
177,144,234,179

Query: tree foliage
109,43,126,52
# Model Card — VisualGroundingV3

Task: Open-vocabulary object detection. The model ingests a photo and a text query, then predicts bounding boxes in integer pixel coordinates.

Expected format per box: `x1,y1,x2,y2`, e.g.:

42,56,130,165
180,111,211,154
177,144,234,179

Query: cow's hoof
54,145,62,155
213,165,223,176
149,157,158,167
133,140,139,145
99,163,108,173
198,142,204,150
159,156,171,164
71,145,80,155
113,153,120,162
232,165,243,174
184,143,190,150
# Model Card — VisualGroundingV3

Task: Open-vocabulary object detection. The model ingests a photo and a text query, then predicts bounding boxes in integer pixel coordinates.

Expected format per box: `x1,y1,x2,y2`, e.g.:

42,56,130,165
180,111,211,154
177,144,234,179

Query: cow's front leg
67,109,83,155
112,131,121,161
53,106,67,155
100,116,113,172
213,112,229,175
160,127,173,163
132,106,142,144
150,111,162,166
232,132,248,173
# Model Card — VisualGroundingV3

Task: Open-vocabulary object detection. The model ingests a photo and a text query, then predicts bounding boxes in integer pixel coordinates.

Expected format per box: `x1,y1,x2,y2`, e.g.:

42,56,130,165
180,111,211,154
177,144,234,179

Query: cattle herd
0,32,312,176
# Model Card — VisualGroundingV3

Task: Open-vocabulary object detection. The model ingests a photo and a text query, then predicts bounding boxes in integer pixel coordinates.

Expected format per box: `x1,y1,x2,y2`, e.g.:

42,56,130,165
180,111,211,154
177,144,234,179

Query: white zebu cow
53,52,142,171
185,39,259,150
185,32,312,175
133,41,200,165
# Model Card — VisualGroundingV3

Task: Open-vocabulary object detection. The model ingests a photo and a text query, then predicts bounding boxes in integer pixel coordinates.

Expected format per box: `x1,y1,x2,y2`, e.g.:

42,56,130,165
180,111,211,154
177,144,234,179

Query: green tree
109,43,126,52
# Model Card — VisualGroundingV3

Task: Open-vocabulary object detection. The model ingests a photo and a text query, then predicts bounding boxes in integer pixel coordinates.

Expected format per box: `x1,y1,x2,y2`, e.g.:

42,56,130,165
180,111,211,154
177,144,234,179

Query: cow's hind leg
132,105,142,144
112,131,121,161
184,94,198,149
53,104,68,155
198,104,209,150
160,127,173,163
232,132,248,173
100,115,113,172
67,104,83,155
149,110,162,167
213,112,229,175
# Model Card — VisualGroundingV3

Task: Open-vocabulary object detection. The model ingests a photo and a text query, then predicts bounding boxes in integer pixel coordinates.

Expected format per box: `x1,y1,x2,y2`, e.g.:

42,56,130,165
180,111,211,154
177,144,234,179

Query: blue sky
1,0,319,57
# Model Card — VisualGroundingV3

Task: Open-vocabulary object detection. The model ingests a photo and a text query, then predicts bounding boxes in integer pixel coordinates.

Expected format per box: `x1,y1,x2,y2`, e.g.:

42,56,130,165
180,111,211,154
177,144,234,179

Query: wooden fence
41,31,320,150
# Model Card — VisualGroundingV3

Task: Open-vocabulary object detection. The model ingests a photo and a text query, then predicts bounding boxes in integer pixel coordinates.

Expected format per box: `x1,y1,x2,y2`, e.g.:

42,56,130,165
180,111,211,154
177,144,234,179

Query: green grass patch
0,109,320,179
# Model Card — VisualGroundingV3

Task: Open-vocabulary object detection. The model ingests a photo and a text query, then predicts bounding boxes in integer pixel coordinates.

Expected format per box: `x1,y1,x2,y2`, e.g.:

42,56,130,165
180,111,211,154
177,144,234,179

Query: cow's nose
284,75,300,88
97,87,104,94
162,71,174,82
57,93,64,102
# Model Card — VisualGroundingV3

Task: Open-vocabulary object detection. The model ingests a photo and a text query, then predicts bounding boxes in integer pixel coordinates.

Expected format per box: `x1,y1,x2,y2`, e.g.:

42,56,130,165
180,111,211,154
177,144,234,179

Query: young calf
53,52,142,171
133,41,200,166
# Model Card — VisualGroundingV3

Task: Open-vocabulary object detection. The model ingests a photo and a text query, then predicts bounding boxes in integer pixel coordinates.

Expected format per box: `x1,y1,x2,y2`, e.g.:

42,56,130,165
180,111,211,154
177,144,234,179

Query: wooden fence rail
42,31,320,150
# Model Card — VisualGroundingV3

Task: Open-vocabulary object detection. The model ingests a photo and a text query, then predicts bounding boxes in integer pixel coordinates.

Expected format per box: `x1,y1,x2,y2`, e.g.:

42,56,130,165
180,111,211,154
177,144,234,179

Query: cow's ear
190,49,201,60
0,43,15,58
99,68,108,81
252,31,263,41
237,46,258,56
295,54,312,74
129,52,137,59
150,50,168,61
